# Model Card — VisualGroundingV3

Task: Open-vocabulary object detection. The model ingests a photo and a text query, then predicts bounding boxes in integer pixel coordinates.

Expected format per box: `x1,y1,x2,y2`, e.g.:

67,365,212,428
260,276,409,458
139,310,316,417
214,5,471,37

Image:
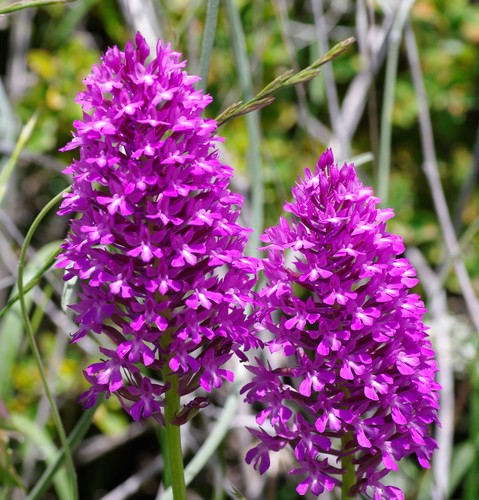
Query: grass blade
26,396,104,500
0,0,74,15
9,414,70,500
198,0,220,89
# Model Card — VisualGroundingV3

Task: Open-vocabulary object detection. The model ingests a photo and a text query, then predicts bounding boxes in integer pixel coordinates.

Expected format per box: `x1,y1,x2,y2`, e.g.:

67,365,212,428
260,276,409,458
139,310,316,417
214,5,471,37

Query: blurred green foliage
18,36,99,152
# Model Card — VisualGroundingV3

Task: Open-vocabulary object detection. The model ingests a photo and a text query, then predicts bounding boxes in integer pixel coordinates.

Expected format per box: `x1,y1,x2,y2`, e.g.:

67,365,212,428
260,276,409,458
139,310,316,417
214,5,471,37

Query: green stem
341,433,355,499
161,382,242,500
17,187,78,500
163,371,186,500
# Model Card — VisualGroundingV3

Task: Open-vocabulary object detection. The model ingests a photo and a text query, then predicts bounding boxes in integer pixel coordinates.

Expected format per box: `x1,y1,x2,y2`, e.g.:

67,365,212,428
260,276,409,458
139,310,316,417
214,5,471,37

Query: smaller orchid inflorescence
242,150,440,498
57,33,259,424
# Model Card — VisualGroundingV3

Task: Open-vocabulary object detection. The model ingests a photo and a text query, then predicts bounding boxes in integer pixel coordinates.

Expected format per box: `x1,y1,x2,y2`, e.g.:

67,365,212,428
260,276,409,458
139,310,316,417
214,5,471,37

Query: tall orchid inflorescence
57,33,259,424
242,150,440,499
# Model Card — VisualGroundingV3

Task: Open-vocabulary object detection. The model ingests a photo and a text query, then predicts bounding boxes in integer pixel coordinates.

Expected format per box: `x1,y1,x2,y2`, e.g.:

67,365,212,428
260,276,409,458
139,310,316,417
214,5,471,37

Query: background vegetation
0,0,478,498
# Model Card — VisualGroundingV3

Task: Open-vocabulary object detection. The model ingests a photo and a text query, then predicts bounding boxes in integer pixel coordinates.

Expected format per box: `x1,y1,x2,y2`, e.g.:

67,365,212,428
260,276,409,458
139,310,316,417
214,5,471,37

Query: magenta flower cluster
241,150,440,498
57,33,259,423
58,33,440,499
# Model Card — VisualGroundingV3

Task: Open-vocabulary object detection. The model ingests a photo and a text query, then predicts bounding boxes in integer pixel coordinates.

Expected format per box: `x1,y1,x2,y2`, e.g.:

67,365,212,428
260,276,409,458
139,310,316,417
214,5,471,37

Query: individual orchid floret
58,33,259,423
242,150,440,499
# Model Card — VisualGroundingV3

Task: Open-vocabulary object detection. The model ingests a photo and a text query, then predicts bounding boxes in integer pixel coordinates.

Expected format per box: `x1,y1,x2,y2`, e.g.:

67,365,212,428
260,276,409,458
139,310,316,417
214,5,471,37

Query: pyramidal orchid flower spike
242,150,440,499
57,33,259,424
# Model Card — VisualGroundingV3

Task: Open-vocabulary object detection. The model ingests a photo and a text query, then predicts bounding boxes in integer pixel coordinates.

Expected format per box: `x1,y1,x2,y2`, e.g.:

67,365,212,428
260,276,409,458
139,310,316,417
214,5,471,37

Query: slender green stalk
163,369,186,500
27,396,104,500
224,0,263,259
17,187,78,500
341,433,356,499
0,0,74,15
198,0,220,89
